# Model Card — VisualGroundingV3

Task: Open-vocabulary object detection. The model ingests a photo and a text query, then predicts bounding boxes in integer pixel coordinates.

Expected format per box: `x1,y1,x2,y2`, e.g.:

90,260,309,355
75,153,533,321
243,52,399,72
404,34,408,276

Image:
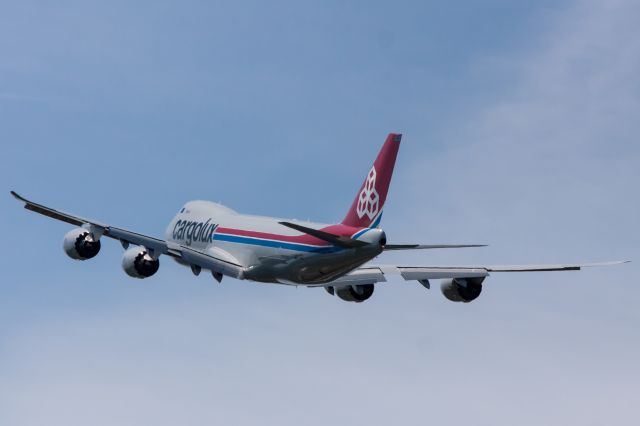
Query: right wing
314,261,629,287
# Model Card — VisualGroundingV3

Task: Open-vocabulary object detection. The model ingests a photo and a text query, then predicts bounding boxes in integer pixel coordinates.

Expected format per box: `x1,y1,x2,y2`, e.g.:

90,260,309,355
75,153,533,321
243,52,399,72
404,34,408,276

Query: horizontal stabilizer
278,222,368,248
384,244,487,250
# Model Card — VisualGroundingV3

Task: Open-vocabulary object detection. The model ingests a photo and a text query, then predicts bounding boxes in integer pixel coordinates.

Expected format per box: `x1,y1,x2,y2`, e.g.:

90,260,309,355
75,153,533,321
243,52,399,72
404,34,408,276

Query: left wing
11,191,168,253
10,191,245,280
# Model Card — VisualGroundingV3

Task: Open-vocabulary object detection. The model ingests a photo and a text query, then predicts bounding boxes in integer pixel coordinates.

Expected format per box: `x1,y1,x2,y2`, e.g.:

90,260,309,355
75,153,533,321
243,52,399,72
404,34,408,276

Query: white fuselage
164,200,385,284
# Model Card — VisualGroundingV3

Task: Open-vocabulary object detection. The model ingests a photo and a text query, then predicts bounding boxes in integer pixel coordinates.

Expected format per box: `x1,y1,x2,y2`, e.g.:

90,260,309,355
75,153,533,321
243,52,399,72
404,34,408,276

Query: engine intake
334,284,375,303
63,228,101,260
122,247,160,278
440,277,484,303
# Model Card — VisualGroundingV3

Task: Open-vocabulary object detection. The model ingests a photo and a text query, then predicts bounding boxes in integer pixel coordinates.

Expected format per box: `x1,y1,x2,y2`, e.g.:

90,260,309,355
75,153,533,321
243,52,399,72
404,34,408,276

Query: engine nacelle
440,277,484,303
63,228,101,260
334,284,375,303
122,247,160,278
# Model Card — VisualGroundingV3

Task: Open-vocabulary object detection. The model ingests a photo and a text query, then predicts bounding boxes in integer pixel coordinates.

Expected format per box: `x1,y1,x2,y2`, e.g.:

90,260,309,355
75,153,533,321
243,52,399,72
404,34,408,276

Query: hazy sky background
1,1,639,425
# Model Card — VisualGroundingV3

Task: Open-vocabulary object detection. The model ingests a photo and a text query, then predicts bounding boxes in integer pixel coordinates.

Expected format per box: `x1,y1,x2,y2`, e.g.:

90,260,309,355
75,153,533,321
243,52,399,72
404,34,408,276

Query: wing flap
308,267,386,287
399,267,489,280
172,243,245,279
107,227,169,256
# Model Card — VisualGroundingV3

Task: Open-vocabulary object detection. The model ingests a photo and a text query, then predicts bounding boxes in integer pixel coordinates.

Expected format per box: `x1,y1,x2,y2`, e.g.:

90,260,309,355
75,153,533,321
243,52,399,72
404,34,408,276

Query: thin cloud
1,1,638,426
0,92,49,102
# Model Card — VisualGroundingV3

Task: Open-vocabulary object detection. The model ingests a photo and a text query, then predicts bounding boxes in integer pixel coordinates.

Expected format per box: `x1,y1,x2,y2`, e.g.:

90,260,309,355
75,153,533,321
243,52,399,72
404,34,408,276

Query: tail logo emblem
356,166,380,220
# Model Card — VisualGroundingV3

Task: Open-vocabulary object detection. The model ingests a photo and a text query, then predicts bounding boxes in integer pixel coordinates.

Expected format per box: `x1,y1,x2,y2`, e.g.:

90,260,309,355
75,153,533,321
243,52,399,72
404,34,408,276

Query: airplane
11,133,628,303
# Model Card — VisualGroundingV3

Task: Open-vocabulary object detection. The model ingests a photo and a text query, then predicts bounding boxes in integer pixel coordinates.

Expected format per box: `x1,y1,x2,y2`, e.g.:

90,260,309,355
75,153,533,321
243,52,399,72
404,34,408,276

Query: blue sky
1,1,639,425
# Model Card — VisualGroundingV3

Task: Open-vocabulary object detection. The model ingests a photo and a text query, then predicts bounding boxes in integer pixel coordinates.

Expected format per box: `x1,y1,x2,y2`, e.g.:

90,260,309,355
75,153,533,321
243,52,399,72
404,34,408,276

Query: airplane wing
312,261,628,288
10,191,245,279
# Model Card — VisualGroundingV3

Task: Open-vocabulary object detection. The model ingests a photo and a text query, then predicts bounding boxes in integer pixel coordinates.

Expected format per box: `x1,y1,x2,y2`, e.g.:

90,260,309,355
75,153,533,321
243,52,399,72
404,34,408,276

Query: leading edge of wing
306,267,386,287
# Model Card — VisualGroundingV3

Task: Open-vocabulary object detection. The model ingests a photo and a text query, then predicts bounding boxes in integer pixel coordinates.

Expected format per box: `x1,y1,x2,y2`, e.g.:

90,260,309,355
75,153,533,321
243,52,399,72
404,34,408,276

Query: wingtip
10,190,24,201
609,260,631,265
584,260,631,268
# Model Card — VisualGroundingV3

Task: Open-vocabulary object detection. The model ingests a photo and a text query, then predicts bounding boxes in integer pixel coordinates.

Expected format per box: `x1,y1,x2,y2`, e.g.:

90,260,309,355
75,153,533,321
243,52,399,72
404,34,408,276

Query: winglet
579,260,631,267
10,190,27,203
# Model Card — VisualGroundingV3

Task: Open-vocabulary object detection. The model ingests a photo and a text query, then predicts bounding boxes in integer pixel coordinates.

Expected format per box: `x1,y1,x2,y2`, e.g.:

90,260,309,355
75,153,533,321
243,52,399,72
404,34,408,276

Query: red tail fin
342,133,401,228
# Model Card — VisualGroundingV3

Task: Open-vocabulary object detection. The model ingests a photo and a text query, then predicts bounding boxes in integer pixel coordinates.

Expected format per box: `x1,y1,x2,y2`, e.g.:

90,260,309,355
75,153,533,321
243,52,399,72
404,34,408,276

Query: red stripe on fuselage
215,224,364,246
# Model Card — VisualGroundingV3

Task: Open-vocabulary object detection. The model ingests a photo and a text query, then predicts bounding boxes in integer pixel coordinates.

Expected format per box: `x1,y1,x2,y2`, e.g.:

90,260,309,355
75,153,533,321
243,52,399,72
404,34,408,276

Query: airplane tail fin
341,133,401,228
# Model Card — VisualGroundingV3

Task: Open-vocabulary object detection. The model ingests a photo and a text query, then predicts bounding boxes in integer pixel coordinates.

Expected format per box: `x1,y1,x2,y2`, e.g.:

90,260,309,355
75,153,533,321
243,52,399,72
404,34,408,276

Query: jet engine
122,247,160,278
440,277,484,303
63,228,101,260
334,284,375,303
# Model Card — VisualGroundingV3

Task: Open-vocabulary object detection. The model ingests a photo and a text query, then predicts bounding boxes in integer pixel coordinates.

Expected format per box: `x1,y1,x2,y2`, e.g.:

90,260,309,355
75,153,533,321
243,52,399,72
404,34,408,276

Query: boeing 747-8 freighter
11,134,627,303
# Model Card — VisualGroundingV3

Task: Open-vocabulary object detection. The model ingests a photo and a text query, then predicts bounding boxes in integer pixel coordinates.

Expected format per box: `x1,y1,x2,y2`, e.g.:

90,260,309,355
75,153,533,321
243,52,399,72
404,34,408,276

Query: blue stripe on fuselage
352,228,370,239
350,212,384,239
213,234,341,253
